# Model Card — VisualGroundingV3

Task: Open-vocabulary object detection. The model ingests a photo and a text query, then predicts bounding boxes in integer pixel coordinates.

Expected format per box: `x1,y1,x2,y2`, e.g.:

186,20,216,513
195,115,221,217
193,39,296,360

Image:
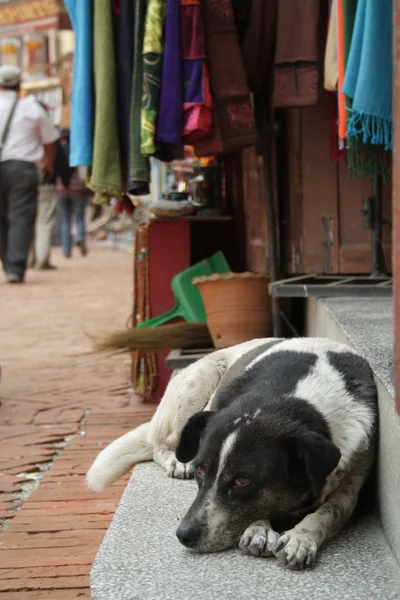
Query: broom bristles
92,323,213,354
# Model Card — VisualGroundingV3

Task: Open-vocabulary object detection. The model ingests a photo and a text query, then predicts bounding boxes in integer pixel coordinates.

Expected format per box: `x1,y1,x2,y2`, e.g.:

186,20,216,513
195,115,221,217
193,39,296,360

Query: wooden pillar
393,0,400,412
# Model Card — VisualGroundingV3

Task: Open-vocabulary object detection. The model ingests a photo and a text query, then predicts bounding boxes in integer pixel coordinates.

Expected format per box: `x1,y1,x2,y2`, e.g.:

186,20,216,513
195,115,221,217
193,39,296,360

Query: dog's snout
176,522,201,548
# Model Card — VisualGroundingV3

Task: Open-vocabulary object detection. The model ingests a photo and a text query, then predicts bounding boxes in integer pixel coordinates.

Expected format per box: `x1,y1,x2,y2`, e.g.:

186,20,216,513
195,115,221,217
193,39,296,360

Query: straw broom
92,322,213,354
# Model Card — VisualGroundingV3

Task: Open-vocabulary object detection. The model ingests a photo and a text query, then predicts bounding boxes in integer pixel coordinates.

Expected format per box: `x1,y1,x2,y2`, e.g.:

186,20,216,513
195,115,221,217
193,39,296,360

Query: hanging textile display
342,0,392,178
156,0,183,151
112,0,135,182
324,0,338,93
337,0,347,147
272,0,321,108
180,0,212,144
88,0,122,201
64,0,94,167
129,0,151,196
240,0,278,95
194,0,258,157
140,0,167,157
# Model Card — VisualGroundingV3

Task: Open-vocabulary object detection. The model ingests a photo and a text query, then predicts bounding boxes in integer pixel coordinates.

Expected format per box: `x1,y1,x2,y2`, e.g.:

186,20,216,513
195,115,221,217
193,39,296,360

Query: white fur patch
216,431,238,483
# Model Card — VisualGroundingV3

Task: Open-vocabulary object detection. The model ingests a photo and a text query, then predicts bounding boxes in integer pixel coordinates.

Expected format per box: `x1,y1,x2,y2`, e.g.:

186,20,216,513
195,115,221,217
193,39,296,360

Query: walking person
56,129,89,258
31,101,58,271
0,65,59,283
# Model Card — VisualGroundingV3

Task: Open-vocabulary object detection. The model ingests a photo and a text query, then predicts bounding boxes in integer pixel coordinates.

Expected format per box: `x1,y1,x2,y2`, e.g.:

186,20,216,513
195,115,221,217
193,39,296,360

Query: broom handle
136,304,185,329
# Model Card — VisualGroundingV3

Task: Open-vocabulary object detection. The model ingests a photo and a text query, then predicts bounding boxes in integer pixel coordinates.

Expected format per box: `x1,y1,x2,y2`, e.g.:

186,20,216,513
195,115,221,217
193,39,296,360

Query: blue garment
342,0,392,150
65,0,94,166
58,196,87,256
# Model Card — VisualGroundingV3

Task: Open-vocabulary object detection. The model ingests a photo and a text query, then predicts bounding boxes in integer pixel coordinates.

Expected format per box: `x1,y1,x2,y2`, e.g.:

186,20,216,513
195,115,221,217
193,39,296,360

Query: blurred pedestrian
0,65,59,283
56,129,89,258
31,101,57,270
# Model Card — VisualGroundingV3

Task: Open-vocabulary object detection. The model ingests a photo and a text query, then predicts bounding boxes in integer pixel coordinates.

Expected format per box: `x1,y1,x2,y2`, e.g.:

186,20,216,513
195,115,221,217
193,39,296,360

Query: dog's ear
284,433,341,497
175,411,214,463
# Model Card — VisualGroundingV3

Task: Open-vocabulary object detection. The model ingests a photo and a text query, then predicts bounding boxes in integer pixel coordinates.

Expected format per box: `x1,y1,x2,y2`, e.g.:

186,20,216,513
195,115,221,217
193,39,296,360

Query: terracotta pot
192,272,272,348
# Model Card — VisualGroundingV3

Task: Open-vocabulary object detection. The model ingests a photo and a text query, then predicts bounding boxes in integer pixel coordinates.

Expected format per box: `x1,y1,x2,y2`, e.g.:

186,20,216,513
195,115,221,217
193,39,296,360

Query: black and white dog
87,338,377,569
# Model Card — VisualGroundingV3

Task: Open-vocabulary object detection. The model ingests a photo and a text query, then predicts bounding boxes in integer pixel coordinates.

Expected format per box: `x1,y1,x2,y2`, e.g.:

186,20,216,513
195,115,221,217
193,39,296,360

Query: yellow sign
0,0,60,27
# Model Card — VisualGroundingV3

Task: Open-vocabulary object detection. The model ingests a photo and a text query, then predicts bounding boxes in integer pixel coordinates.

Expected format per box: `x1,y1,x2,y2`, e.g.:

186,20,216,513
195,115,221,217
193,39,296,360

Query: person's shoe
7,272,23,284
64,251,71,258
37,261,57,270
77,240,88,257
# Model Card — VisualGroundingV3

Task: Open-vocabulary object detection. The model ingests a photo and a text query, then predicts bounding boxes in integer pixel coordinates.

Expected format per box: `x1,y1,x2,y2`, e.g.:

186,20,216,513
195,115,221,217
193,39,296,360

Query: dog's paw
166,458,194,479
239,521,279,557
273,530,318,570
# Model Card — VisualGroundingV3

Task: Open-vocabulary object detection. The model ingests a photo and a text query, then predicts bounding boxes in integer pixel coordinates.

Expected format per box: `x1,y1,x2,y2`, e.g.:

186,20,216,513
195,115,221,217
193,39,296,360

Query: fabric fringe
346,146,392,182
346,109,393,151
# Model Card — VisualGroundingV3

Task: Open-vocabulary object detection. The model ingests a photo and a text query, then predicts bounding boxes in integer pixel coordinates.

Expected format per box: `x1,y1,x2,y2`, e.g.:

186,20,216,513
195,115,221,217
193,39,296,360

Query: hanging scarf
88,0,121,201
156,0,183,150
194,0,258,157
129,0,151,196
324,0,338,92
112,0,135,184
239,0,278,95
141,0,166,157
272,0,321,108
337,0,346,146
343,0,392,178
64,0,94,167
180,0,212,144
343,0,392,150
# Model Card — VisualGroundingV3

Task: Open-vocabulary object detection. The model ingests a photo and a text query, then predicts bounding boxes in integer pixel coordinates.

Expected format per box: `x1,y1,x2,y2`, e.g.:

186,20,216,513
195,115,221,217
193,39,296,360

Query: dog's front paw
239,521,279,557
273,530,318,570
166,458,194,479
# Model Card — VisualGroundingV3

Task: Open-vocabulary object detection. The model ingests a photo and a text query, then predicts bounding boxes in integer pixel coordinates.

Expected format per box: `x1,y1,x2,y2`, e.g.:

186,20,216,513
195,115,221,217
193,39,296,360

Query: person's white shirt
0,90,59,165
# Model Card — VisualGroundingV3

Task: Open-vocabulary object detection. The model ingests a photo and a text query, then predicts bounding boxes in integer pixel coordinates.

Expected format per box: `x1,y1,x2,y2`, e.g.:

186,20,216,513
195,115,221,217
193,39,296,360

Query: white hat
0,65,21,88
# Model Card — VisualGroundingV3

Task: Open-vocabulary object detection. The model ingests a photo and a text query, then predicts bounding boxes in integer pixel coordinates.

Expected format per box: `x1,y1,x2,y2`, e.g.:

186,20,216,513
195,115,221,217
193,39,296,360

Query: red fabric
180,0,212,144
328,93,344,163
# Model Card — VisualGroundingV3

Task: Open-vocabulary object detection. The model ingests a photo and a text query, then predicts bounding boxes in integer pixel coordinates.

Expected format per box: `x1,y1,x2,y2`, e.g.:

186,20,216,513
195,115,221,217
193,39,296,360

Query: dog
87,337,377,570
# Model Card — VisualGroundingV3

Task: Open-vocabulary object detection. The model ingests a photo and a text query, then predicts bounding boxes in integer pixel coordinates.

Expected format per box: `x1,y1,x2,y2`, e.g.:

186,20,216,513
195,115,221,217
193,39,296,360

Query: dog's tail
86,422,153,492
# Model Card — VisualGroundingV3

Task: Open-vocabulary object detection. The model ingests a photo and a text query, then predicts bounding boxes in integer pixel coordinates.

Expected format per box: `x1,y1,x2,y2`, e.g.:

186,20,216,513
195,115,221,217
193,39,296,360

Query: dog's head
175,408,340,553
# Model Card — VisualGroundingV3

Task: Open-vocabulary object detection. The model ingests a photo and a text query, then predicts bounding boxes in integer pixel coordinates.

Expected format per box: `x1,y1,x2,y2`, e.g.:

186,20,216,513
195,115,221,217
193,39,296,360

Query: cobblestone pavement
0,245,155,598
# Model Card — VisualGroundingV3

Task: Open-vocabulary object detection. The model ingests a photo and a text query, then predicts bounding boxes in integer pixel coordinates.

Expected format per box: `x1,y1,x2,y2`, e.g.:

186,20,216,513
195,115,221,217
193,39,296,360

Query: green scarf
129,0,151,195
89,0,122,202
141,0,166,156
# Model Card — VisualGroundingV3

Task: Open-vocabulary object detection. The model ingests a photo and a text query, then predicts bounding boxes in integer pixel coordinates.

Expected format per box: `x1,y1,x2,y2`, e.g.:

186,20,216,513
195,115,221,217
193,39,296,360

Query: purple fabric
183,60,203,104
156,0,182,148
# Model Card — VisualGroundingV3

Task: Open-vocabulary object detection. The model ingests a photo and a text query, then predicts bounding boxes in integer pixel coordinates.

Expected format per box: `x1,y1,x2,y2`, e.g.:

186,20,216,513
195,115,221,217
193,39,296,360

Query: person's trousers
0,161,38,278
34,184,57,264
58,195,87,256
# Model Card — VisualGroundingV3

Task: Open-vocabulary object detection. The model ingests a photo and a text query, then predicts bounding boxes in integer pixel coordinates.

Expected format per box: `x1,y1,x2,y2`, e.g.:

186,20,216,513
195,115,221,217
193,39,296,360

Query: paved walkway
0,245,155,598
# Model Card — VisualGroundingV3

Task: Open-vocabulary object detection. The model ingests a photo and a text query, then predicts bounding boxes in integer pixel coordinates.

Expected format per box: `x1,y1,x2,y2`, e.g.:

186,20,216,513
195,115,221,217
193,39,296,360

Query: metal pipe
261,145,281,337
371,174,385,276
254,89,281,337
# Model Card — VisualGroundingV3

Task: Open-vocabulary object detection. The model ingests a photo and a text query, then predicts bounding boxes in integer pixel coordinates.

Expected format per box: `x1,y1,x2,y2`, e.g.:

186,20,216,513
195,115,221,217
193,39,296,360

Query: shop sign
0,0,60,27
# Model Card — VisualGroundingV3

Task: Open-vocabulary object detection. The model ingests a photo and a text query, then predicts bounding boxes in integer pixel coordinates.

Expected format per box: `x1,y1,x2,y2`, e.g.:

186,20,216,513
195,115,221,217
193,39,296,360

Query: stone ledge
91,463,400,600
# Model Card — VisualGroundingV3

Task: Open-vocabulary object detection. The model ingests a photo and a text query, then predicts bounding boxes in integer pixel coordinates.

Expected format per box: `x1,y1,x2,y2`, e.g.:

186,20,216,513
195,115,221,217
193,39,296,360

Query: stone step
306,296,399,564
91,463,400,600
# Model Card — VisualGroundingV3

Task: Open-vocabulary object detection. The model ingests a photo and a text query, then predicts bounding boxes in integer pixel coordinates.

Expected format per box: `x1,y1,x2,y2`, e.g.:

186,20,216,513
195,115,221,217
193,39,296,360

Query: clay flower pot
192,272,272,348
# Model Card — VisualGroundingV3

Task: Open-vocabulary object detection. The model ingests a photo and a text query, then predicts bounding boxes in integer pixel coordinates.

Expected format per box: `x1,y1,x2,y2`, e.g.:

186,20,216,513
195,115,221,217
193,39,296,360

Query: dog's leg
153,447,194,479
148,352,230,478
239,520,280,557
273,467,367,570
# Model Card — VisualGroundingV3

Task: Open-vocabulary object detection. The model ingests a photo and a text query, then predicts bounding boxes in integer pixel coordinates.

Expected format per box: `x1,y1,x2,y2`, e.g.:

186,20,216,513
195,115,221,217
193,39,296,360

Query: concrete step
91,463,400,600
306,297,400,565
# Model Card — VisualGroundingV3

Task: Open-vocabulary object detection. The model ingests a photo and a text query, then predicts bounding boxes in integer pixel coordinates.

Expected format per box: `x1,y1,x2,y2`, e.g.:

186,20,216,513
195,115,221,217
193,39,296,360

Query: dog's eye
196,465,206,477
234,477,250,487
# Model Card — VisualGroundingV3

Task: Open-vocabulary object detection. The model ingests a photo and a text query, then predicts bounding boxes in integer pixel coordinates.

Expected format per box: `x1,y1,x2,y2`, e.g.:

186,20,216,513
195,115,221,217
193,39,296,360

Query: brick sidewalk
0,245,155,598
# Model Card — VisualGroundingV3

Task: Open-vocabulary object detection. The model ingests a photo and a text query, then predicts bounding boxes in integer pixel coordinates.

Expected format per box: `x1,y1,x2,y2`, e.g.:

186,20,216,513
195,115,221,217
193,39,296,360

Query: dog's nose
176,523,201,548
